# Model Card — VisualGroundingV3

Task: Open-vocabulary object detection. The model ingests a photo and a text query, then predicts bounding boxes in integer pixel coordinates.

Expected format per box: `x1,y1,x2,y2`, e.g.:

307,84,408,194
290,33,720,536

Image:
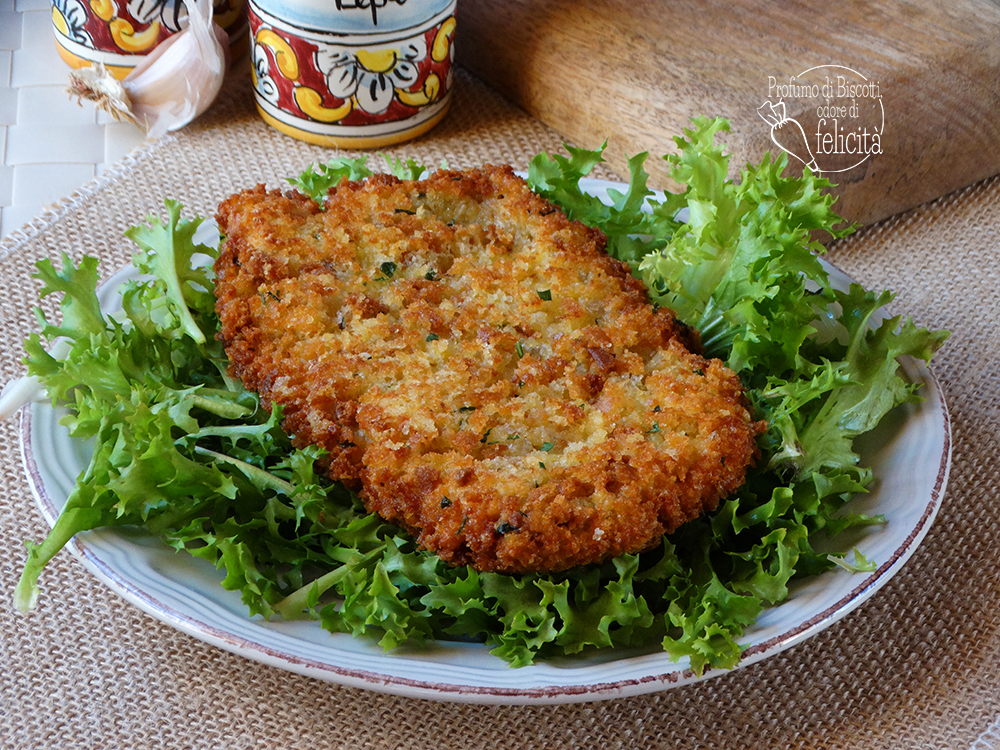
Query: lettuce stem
272,547,385,620
189,394,253,420
14,506,105,612
193,446,295,495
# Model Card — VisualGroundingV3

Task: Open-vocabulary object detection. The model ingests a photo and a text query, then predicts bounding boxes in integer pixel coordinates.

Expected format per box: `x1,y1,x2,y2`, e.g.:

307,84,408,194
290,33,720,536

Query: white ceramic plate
19,180,951,704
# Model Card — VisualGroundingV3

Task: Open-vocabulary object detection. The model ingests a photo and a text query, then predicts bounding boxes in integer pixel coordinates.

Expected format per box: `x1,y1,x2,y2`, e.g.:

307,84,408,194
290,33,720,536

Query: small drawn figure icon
757,100,820,174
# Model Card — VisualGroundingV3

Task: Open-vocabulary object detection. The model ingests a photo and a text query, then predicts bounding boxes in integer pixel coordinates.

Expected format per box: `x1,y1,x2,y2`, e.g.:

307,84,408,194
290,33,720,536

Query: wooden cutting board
455,0,1000,226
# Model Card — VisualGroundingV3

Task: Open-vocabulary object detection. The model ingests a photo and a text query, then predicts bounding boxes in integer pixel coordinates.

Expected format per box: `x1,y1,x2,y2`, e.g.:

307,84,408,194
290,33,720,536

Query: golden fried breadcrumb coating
214,166,764,573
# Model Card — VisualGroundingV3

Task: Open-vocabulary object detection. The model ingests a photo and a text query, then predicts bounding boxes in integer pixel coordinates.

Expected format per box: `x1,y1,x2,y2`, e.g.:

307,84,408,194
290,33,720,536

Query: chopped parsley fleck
480,428,492,444
541,441,555,451
516,341,524,358
426,333,440,342
647,422,661,434
440,497,452,508
536,289,552,301
394,208,416,215
458,406,476,412
539,461,546,469
424,269,438,281
496,521,517,535
378,261,397,279
487,432,520,445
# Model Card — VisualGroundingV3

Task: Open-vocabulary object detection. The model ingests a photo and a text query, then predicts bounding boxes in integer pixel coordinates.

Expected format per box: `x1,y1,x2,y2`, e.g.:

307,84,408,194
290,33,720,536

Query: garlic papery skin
67,0,228,139
66,65,137,126
127,0,227,138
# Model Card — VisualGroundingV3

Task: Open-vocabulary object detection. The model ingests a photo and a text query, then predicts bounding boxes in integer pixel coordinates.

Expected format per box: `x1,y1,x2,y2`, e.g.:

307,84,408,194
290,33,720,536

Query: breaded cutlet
214,165,764,573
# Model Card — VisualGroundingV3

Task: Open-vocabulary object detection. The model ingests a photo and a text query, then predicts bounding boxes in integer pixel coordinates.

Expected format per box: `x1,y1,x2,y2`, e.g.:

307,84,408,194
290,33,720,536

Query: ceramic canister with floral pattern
51,0,249,80
249,0,456,148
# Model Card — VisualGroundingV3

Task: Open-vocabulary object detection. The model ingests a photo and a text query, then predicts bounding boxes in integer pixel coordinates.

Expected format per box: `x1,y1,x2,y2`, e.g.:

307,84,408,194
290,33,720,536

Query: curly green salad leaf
13,118,947,674
287,154,430,203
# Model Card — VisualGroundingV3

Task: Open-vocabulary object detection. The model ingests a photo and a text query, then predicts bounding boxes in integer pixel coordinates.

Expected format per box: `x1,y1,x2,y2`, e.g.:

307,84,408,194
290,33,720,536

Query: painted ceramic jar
51,0,249,79
249,0,456,148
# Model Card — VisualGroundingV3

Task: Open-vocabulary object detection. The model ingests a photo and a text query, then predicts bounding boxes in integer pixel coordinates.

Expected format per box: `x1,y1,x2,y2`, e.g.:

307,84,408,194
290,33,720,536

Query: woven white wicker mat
0,0,151,239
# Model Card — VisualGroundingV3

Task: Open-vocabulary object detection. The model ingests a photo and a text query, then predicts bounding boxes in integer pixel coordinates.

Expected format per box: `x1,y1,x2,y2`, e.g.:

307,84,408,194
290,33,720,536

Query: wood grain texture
455,0,1000,225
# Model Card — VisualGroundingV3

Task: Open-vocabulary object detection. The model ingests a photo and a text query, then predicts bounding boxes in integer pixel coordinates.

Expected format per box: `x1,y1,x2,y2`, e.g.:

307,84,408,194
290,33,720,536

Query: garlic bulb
67,0,228,139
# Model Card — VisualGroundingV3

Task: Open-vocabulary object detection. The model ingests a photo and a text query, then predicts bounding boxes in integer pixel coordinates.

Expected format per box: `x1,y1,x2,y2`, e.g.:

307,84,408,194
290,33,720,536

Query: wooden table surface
457,0,1000,226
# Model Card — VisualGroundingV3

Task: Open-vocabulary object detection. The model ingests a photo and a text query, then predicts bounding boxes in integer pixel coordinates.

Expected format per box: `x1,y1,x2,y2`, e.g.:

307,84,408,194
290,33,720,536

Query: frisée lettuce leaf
12,118,947,675
530,118,946,670
287,154,430,203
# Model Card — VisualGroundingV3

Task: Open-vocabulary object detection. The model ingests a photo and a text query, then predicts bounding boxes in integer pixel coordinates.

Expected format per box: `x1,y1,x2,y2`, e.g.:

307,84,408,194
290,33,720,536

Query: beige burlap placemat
1,67,998,749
